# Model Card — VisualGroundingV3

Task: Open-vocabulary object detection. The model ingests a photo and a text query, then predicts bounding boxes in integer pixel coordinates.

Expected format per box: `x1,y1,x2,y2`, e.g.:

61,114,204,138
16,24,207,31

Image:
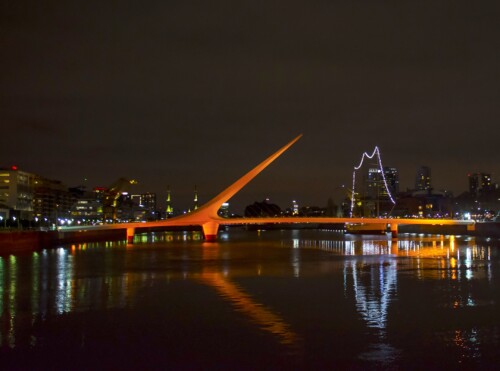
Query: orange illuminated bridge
63,135,475,242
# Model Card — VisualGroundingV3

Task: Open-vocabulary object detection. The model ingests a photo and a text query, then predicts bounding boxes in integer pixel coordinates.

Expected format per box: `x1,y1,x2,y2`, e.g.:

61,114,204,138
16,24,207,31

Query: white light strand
354,147,378,170
350,146,396,217
350,170,356,217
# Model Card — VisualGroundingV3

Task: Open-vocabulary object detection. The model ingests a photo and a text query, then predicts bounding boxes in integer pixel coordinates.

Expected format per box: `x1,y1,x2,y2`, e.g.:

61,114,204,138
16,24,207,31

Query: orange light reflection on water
199,245,301,348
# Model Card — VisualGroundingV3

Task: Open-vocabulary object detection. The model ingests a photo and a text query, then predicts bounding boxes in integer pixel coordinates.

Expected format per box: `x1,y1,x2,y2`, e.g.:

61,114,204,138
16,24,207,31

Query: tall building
193,185,199,210
366,167,382,200
70,194,101,224
415,166,431,191
165,186,173,217
0,166,35,220
366,167,398,200
141,193,157,214
33,175,73,223
126,192,157,221
469,172,493,195
383,167,399,196
0,166,74,223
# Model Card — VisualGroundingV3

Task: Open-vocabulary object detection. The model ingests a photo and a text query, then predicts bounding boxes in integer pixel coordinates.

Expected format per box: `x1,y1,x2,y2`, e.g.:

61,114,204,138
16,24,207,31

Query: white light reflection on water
55,247,73,314
294,233,497,365
8,255,17,348
291,239,300,277
344,259,397,330
0,255,19,348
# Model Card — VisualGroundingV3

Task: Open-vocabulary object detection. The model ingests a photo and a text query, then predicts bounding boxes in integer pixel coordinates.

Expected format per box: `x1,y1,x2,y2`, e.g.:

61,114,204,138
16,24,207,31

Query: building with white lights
33,175,74,224
468,172,493,196
0,166,36,220
415,166,432,191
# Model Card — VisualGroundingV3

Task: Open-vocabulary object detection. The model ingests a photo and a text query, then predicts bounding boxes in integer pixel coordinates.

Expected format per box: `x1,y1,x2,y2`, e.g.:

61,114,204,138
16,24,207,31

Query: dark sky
1,1,499,213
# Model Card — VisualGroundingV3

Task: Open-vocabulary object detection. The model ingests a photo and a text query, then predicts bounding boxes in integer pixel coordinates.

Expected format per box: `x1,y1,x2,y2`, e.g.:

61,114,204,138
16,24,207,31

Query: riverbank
0,229,124,255
1,222,499,255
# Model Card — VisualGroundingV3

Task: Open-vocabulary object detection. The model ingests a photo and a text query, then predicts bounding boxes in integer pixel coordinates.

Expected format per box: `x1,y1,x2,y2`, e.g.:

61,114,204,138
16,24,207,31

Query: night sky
2,1,499,213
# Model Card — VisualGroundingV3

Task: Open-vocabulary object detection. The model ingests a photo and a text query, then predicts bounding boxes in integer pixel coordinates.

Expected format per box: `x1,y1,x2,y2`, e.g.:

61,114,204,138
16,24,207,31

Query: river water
1,229,500,369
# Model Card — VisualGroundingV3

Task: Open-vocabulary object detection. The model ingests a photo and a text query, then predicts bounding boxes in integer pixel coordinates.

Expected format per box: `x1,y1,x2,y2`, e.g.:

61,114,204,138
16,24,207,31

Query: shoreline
1,222,499,255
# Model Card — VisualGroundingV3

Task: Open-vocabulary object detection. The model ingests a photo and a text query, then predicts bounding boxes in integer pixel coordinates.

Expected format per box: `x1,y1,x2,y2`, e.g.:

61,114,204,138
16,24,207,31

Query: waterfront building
70,188,102,224
71,198,101,224
0,166,75,224
0,166,35,220
415,166,432,191
33,175,73,224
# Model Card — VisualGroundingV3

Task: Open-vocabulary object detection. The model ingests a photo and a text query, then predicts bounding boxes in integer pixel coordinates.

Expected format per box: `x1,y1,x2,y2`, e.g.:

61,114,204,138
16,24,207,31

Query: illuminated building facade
363,167,399,216
218,202,230,218
166,186,173,217
193,185,199,210
33,175,73,223
468,172,492,196
0,166,35,220
70,189,101,224
383,167,399,196
415,166,431,191
119,192,157,221
361,167,396,217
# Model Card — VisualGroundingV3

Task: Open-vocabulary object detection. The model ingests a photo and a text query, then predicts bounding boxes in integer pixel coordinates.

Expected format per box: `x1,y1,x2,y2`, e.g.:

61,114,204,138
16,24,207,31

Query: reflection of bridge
62,135,474,242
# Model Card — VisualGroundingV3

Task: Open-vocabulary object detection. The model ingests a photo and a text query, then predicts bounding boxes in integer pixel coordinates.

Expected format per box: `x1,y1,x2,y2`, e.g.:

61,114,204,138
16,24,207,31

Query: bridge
62,135,474,242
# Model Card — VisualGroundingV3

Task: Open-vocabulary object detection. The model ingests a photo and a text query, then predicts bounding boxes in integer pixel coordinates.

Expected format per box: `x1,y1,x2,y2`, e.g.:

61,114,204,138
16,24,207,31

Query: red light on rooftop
11,165,18,170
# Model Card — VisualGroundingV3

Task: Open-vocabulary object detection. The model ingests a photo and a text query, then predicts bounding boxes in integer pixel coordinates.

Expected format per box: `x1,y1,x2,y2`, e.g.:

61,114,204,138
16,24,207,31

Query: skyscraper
193,185,199,210
383,167,399,196
0,166,35,220
468,173,492,195
415,166,431,191
366,167,398,200
165,186,173,217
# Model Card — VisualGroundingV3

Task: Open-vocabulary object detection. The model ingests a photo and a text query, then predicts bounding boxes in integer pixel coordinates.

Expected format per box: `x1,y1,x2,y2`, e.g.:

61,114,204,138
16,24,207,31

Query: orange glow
198,244,300,347
200,272,300,347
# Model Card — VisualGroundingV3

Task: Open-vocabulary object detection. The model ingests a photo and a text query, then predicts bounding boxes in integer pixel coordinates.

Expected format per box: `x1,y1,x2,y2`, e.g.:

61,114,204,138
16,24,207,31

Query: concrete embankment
0,231,57,254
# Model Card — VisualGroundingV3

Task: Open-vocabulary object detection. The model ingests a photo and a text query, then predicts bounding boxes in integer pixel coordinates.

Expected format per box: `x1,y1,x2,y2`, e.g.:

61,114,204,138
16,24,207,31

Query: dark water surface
1,229,500,369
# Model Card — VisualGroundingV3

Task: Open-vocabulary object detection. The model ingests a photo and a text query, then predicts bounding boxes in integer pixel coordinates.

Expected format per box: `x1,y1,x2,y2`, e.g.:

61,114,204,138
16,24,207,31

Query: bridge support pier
126,227,135,244
202,222,219,242
389,223,398,238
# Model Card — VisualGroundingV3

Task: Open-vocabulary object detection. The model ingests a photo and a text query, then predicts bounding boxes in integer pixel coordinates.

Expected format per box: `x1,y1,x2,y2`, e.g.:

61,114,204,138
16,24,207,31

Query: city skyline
1,157,496,215
2,1,499,212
